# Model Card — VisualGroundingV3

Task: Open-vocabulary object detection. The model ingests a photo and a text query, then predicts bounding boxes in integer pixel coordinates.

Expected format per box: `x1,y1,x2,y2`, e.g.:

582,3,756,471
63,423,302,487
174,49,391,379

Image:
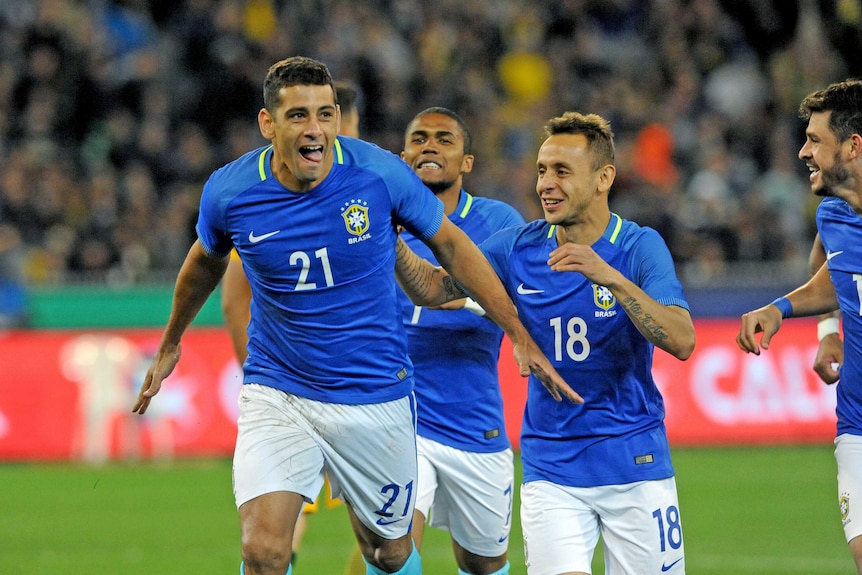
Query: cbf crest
341,199,370,237
841,492,851,525
593,284,617,318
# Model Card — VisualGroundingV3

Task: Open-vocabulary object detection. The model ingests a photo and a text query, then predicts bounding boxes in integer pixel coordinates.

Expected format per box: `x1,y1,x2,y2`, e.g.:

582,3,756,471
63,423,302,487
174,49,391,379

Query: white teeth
419,162,441,169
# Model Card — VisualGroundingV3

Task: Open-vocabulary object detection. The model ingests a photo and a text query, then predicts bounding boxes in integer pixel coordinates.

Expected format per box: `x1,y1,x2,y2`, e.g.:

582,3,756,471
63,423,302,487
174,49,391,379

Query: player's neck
555,210,611,246
437,186,463,216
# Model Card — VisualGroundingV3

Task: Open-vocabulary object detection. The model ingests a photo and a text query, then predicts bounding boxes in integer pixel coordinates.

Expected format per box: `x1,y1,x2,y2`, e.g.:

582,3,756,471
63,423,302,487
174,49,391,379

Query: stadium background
1,0,861,573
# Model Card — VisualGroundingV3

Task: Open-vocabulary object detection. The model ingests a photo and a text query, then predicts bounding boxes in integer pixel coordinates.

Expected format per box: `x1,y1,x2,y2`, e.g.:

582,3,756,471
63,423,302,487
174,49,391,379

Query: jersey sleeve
195,176,234,257
624,226,689,311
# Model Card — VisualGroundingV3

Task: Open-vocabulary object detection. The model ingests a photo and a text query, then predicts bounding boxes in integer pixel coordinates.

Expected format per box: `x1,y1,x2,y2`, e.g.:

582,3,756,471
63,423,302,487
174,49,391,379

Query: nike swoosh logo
375,517,404,526
498,534,509,543
661,557,683,572
827,250,844,261
248,230,281,243
517,283,544,295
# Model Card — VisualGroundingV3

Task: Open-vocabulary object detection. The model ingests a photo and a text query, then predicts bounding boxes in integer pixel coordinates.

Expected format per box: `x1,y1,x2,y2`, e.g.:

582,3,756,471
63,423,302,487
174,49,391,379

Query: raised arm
547,242,695,360
133,240,229,414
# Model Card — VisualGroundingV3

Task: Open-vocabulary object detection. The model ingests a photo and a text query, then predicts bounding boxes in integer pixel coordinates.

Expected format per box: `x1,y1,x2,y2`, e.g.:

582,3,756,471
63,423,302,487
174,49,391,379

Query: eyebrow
410,129,457,139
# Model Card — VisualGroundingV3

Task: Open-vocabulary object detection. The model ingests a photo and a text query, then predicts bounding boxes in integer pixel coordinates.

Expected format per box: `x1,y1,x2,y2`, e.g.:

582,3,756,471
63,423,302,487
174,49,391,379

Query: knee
241,533,291,575
368,537,414,573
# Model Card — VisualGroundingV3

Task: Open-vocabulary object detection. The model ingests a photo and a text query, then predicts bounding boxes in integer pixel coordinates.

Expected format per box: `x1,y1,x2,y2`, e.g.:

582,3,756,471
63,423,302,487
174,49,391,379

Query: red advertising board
0,319,837,461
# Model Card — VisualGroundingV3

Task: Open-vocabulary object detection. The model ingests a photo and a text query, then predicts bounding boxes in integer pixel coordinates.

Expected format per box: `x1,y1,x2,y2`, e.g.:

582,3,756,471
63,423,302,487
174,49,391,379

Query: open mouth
417,161,442,171
808,164,820,183
300,145,324,163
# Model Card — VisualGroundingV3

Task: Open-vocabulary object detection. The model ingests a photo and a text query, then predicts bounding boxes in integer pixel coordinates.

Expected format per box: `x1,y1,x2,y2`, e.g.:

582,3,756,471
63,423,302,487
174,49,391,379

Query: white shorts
232,384,418,539
835,433,862,542
415,435,514,557
521,478,685,575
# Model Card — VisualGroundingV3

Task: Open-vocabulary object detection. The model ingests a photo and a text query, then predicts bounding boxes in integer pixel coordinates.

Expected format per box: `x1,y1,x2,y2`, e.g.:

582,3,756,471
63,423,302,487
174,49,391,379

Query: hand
813,333,843,384
512,339,583,404
132,344,182,415
548,243,619,286
736,305,783,355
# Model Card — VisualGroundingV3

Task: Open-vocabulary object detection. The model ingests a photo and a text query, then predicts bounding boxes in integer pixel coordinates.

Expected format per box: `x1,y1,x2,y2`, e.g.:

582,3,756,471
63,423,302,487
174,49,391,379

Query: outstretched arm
736,262,839,355
133,240,229,414
398,220,583,404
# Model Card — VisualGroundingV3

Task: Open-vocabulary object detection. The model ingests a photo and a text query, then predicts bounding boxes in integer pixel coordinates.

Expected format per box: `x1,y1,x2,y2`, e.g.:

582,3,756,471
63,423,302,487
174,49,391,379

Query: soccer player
220,80,365,574
398,108,524,575
132,56,575,575
395,111,695,575
737,79,862,575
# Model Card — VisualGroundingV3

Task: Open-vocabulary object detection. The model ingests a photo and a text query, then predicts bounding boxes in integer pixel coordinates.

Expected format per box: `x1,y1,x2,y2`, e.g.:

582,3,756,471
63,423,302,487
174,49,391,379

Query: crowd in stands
1,0,861,309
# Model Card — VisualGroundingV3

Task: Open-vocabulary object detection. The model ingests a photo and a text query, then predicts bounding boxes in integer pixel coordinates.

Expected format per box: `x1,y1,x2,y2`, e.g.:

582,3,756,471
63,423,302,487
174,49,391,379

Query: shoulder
817,197,854,219
337,137,411,176
613,216,667,251
469,195,525,224
205,146,270,197
484,219,543,250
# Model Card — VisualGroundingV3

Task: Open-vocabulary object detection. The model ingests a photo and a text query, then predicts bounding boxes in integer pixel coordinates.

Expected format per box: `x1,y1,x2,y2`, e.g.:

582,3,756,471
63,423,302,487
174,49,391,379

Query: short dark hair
263,56,335,112
334,82,359,115
543,111,615,170
405,107,473,155
799,79,862,142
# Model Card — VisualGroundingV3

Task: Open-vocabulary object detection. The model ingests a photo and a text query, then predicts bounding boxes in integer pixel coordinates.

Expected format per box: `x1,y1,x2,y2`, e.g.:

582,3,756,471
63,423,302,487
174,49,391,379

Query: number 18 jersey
480,214,690,487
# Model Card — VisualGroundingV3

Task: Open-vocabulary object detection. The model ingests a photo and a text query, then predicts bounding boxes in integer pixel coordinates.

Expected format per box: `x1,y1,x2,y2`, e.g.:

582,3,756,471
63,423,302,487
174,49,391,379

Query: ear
597,164,616,194
849,133,862,160
461,154,475,175
258,108,274,141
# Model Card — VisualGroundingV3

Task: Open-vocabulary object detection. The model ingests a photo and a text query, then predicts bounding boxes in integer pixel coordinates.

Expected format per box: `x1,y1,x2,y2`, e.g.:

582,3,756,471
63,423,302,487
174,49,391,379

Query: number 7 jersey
479,214,690,487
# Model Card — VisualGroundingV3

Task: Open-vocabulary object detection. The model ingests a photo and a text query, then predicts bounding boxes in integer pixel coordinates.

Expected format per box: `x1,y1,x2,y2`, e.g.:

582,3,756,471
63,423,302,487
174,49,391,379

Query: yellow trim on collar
258,145,272,181
459,192,474,218
334,139,344,164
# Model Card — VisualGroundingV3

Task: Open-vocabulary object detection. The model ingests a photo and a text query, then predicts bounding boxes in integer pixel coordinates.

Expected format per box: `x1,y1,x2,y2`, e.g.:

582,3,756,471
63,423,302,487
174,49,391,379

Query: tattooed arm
394,235,467,307
396,219,583,403
547,242,695,361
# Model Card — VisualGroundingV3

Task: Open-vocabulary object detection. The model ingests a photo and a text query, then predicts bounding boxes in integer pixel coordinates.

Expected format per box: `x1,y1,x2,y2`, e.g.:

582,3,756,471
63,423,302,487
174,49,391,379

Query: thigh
426,438,514,557
317,394,419,540
597,478,685,575
415,438,439,519
520,480,599,575
232,384,326,509
836,434,862,542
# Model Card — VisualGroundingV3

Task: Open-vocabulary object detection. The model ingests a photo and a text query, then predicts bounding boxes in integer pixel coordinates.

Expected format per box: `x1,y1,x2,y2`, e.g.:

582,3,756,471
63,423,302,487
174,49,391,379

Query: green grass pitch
0,445,854,574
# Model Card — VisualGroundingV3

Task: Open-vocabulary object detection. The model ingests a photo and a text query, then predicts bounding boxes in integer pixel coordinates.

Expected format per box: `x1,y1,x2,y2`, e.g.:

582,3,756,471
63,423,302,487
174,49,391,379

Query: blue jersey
480,215,690,487
197,137,444,404
399,191,524,453
816,197,862,437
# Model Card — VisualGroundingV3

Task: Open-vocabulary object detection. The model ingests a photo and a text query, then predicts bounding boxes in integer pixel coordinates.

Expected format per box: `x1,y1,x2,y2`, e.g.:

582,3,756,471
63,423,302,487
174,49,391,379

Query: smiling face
798,110,855,198
536,133,613,227
258,83,339,191
401,112,473,196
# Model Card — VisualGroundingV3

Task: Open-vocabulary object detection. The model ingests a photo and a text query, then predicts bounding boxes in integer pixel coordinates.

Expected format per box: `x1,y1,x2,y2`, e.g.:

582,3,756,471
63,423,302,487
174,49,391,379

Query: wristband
770,296,793,319
463,297,486,317
817,317,840,341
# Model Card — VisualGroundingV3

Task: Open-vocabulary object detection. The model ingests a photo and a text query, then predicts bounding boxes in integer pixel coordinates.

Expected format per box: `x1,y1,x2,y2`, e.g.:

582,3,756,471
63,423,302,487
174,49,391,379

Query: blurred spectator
0,0,852,288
